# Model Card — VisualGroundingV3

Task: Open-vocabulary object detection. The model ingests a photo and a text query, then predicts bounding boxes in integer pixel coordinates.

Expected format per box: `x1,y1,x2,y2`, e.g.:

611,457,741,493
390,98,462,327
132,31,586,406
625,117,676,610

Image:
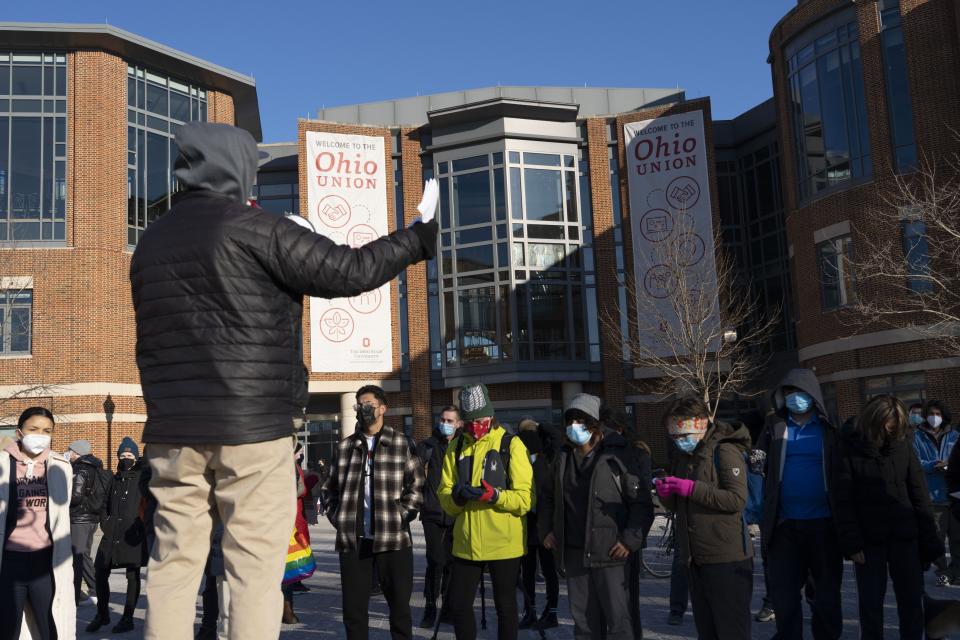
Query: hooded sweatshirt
173,121,258,204
4,442,52,552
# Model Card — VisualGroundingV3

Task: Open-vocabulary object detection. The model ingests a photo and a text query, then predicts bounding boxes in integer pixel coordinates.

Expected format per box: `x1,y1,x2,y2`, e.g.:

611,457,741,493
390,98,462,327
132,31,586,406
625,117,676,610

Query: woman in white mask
0,407,75,640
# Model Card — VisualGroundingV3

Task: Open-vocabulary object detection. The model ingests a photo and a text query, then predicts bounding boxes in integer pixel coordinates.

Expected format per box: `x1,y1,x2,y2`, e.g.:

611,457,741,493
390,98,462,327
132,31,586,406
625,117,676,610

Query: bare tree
848,151,960,356
605,213,781,419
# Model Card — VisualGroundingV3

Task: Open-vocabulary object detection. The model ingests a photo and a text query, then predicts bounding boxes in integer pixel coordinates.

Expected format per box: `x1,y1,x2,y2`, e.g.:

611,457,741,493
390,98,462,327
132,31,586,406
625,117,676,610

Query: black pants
339,539,413,640
520,543,559,612
854,539,924,640
627,552,643,639
422,521,454,608
669,545,689,615
71,521,97,602
448,556,521,640
94,551,141,619
200,574,219,630
768,519,843,640
688,558,753,640
0,550,56,640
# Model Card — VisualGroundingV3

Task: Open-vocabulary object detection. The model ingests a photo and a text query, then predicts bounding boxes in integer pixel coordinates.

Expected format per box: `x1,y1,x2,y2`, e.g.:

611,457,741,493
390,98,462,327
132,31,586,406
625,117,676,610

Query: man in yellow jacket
439,384,533,639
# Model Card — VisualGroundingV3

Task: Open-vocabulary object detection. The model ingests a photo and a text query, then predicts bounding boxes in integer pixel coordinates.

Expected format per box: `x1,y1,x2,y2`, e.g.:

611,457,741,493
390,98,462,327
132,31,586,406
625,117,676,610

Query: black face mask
357,404,377,429
118,458,135,471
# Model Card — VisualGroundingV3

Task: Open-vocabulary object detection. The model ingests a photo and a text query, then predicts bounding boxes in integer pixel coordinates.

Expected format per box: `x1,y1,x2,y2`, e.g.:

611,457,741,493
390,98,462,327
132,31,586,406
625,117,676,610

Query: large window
864,372,925,407
901,219,933,293
788,19,871,200
817,235,856,311
127,65,207,246
0,289,32,355
0,53,67,242
436,146,591,365
880,0,917,171
253,172,298,215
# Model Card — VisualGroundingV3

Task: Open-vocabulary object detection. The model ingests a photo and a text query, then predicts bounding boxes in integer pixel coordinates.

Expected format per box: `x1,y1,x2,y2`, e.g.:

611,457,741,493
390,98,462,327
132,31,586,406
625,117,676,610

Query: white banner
624,110,718,357
306,131,393,372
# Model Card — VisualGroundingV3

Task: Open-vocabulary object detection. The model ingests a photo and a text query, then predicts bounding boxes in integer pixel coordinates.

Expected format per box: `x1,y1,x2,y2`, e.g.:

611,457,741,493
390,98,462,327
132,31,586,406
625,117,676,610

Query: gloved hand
453,483,483,506
663,476,696,498
748,449,767,474
412,179,439,226
654,478,672,499
478,480,499,504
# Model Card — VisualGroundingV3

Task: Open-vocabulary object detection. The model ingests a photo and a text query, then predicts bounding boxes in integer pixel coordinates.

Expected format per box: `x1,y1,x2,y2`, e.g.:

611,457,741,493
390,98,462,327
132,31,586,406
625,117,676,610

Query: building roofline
0,22,262,140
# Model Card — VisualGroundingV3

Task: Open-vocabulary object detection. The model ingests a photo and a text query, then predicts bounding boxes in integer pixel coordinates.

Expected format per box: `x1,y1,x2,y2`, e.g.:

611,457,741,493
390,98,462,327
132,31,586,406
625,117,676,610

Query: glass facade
901,219,933,293
127,65,207,246
0,53,67,242
817,235,856,311
0,289,32,355
253,171,298,215
788,18,871,200
436,144,591,366
880,0,917,172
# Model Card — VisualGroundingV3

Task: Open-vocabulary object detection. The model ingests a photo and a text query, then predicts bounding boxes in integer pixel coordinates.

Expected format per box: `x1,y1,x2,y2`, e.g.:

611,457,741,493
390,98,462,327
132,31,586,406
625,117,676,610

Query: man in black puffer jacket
130,121,439,640
67,439,104,605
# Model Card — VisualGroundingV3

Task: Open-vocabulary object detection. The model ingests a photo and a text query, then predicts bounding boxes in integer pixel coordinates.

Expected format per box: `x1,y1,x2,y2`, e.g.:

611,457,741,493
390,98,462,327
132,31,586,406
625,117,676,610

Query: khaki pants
144,437,296,640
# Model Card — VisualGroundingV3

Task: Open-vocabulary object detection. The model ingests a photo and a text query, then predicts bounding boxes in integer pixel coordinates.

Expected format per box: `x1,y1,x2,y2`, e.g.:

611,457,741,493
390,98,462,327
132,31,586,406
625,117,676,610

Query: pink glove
655,478,672,499
663,476,696,498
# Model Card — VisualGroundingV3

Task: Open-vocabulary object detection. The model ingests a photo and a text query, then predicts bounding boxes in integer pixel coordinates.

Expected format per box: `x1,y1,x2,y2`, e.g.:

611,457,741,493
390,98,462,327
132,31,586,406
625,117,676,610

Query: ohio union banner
306,131,393,372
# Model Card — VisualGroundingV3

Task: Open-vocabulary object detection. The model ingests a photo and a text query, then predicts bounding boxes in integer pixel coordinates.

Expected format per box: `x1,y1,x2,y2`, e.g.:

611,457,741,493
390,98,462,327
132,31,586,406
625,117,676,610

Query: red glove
664,476,696,498
478,480,500,504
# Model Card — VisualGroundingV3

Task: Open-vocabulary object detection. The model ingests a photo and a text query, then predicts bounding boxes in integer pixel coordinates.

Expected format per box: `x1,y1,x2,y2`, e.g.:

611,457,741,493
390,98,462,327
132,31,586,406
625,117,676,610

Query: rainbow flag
282,529,316,585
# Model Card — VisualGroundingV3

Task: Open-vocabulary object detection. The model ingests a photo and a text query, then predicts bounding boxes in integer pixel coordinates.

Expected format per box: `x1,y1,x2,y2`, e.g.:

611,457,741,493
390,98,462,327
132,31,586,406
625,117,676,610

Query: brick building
3,1,959,467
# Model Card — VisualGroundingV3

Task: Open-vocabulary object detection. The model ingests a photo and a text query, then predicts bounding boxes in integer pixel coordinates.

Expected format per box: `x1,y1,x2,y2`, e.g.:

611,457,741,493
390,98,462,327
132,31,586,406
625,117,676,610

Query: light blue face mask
566,423,592,446
909,414,924,427
529,454,538,464
673,434,702,454
785,391,814,415
438,422,456,437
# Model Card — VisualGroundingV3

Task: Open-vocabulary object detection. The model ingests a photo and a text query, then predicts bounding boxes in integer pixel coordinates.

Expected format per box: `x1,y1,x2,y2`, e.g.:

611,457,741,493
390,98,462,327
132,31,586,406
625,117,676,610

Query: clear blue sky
6,0,797,142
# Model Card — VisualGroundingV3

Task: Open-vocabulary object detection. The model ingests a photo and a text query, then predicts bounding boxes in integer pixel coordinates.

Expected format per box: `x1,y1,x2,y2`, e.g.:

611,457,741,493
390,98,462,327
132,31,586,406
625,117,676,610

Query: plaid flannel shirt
323,423,424,552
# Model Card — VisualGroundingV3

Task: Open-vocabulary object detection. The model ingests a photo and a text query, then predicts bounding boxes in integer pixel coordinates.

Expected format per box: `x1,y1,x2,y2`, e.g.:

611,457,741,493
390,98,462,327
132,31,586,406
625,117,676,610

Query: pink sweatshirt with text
4,443,52,552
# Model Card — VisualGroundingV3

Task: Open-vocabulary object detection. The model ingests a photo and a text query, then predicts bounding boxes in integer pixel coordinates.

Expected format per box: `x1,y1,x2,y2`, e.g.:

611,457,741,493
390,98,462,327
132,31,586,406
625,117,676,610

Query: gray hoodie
173,122,258,203
768,367,829,421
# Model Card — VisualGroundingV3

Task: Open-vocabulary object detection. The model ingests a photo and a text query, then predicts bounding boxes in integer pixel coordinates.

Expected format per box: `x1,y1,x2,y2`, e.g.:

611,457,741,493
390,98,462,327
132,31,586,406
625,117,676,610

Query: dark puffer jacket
70,454,104,524
832,423,942,563
131,122,437,445
661,420,753,565
418,430,455,527
539,430,653,574
98,459,149,568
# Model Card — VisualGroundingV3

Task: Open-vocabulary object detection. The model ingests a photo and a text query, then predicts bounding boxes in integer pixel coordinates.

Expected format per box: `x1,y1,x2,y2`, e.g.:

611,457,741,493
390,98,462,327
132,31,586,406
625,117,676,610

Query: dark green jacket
661,420,753,565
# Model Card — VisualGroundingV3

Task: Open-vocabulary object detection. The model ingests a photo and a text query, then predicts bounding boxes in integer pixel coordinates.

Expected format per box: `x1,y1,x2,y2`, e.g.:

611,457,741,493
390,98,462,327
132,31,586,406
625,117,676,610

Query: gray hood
769,368,828,421
173,122,257,203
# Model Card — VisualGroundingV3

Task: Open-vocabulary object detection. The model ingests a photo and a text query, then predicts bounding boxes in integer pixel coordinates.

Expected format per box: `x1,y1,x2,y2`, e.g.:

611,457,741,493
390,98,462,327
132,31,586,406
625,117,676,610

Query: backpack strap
499,433,513,490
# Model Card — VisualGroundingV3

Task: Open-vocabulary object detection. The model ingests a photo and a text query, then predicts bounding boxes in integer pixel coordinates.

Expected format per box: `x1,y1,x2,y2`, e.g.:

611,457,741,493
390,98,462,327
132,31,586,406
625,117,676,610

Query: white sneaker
88,596,98,606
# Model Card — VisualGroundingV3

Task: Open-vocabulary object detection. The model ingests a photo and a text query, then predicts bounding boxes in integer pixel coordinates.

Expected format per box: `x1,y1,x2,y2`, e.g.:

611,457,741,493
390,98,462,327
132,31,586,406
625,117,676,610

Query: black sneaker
537,609,559,630
112,617,135,633
519,608,537,629
85,615,110,633
755,606,775,622
667,612,683,626
420,605,437,629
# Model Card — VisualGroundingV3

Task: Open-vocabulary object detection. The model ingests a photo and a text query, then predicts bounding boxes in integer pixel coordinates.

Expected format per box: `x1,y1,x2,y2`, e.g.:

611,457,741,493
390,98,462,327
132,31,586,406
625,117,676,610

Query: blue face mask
529,454,538,464
785,391,814,415
673,434,702,454
909,414,924,427
566,423,592,446
438,422,456,437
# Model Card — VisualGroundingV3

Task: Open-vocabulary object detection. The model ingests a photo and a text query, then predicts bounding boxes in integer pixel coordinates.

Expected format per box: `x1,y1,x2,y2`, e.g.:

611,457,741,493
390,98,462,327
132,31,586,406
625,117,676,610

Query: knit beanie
68,440,92,457
565,393,601,421
117,436,139,459
459,384,494,422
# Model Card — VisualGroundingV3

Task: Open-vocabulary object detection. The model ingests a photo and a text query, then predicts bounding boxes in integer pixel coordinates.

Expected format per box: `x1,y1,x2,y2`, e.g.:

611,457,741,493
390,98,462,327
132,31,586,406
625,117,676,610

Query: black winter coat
130,124,437,445
70,454,104,524
99,461,149,568
418,432,454,526
539,430,653,574
832,425,942,563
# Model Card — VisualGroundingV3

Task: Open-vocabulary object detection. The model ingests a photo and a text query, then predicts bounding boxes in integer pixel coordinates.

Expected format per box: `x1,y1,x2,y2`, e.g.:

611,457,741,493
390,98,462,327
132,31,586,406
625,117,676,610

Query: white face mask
929,415,944,429
20,433,51,455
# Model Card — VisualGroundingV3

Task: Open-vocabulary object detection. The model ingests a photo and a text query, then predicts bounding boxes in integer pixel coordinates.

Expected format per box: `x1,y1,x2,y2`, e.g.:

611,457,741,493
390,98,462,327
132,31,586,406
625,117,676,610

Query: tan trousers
144,437,296,640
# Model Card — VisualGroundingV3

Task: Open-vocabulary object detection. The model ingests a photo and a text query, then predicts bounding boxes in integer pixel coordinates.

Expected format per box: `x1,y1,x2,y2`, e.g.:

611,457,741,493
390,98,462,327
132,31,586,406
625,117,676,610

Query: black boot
538,608,559,630
420,604,437,629
85,613,110,633
112,616,135,633
519,607,537,629
195,626,217,640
